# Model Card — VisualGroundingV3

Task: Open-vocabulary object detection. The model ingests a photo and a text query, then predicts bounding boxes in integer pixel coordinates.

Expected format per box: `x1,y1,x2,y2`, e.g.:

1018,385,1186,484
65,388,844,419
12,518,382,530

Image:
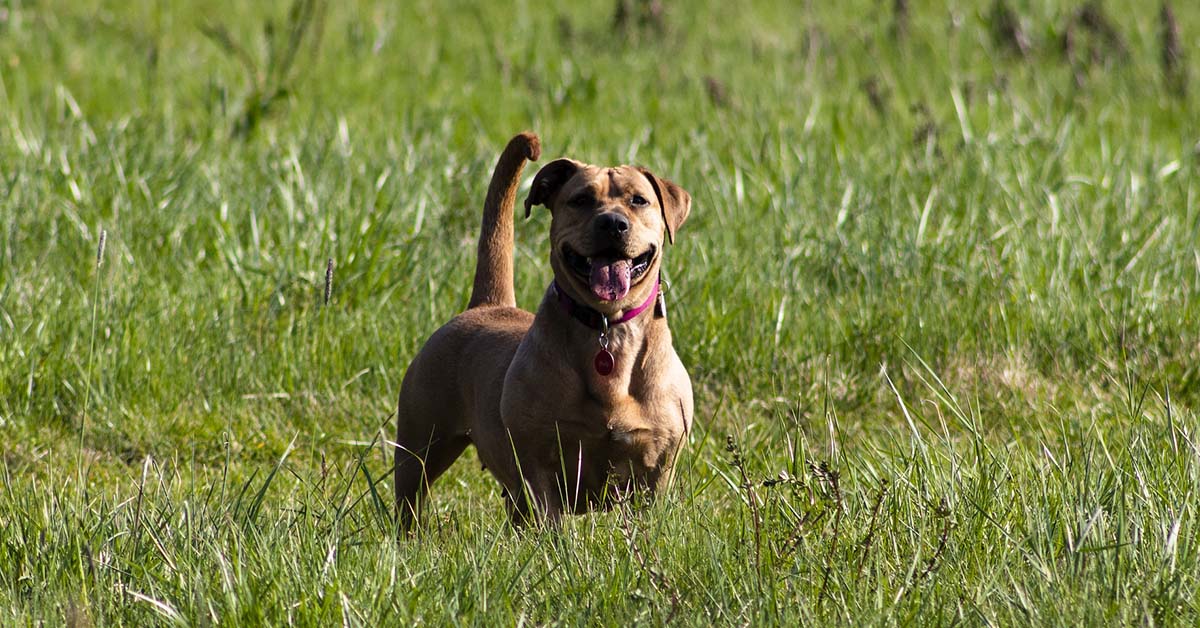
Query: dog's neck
538,278,671,389
550,279,659,331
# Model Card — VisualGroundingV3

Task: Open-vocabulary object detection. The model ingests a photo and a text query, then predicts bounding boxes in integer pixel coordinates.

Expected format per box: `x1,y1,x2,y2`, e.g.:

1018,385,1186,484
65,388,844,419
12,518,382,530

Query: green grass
2,0,1199,624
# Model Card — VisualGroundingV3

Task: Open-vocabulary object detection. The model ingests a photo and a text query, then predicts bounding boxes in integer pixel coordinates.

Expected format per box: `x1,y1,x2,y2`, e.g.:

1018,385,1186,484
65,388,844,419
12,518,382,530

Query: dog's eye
630,194,650,208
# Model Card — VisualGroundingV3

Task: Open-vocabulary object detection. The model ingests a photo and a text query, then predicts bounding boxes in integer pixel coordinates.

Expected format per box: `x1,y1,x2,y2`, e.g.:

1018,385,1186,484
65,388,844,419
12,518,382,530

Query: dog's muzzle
562,244,656,302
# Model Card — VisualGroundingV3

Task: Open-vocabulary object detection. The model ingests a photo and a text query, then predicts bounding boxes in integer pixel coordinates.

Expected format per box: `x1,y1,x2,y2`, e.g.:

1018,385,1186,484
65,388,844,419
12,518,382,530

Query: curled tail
469,132,541,309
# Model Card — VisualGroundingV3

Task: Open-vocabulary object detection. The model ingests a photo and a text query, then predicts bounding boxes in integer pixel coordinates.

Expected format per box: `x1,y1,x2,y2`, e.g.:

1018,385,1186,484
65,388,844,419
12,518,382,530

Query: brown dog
393,132,693,528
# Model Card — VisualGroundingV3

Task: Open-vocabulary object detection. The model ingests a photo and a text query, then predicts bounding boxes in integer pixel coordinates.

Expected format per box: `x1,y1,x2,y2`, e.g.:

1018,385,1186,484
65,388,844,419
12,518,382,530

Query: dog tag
594,348,615,376
654,291,667,318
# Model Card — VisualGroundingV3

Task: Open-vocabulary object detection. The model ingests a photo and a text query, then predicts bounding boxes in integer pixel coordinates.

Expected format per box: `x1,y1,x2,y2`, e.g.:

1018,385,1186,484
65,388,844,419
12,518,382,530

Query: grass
1,0,1198,624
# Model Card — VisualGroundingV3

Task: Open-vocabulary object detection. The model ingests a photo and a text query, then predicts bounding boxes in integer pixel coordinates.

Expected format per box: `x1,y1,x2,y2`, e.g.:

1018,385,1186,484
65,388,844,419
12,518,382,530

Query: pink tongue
589,257,632,302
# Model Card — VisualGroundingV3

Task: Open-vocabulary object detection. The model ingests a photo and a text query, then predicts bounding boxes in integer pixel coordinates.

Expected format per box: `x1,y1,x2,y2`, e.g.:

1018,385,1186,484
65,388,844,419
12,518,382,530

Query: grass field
2,0,1199,624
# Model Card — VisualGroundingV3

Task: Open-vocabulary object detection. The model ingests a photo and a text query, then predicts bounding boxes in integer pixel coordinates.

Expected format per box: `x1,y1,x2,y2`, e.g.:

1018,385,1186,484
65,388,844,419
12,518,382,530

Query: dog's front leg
505,471,565,528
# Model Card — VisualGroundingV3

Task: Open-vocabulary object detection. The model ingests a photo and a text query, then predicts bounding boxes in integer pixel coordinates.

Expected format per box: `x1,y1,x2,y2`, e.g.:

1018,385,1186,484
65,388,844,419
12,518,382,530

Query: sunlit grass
0,0,1197,624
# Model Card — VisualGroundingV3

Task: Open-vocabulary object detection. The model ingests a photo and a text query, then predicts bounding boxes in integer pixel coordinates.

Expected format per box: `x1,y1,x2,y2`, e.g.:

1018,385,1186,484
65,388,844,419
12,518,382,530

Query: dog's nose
595,213,630,238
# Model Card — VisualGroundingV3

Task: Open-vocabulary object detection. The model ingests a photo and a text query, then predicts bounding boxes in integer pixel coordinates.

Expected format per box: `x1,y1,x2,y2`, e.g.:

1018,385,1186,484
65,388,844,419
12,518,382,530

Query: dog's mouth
562,244,656,302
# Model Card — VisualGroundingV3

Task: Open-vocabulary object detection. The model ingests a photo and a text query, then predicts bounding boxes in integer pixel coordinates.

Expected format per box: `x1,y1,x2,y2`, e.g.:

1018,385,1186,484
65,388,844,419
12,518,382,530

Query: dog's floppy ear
636,167,691,245
524,158,583,218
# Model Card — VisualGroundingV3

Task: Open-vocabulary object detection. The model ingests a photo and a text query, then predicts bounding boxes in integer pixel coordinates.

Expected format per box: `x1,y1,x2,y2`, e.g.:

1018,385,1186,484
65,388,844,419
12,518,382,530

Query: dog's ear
524,158,583,218
636,167,691,244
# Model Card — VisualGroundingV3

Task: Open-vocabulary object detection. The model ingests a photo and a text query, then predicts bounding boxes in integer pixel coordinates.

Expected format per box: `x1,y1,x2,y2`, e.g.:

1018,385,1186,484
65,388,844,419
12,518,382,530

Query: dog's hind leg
393,419,469,533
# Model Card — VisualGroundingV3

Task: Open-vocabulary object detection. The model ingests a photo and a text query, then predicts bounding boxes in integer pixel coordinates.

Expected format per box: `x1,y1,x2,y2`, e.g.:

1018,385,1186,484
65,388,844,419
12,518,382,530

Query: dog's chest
562,396,684,497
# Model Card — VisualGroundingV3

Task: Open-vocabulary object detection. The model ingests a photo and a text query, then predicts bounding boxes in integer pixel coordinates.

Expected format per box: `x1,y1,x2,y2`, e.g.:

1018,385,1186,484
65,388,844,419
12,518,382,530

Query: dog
394,132,693,528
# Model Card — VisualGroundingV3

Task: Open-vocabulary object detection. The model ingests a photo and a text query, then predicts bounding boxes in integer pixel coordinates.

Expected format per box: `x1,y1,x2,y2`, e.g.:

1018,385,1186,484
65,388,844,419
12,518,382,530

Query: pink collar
552,278,659,331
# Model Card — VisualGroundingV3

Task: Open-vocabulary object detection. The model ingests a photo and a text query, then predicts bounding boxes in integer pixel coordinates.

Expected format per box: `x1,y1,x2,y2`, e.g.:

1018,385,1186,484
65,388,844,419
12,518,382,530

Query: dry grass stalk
812,460,844,607
855,479,889,580
613,0,665,34
862,77,887,115
990,0,1030,57
619,509,682,622
918,498,953,579
704,76,730,108
1062,1,1128,71
892,0,909,39
200,0,328,138
1160,2,1186,96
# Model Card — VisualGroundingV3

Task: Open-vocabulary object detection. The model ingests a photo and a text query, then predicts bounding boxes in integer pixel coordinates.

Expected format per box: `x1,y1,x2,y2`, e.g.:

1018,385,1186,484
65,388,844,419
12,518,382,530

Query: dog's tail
469,132,541,309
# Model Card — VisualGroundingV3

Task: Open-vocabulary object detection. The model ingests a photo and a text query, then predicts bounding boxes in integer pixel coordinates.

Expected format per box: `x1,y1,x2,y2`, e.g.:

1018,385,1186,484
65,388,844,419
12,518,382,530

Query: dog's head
524,159,691,314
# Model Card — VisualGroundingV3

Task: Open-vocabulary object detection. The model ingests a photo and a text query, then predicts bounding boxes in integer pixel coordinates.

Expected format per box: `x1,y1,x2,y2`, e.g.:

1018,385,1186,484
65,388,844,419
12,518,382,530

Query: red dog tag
594,349,615,376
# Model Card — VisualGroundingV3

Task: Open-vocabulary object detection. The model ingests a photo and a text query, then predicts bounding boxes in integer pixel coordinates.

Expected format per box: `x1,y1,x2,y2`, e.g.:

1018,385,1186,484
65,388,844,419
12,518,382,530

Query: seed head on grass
95,228,106,268
323,257,334,305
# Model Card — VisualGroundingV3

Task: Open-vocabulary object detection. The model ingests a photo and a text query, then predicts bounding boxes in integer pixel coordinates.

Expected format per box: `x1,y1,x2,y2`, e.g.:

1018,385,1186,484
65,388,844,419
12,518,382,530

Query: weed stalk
726,435,764,587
